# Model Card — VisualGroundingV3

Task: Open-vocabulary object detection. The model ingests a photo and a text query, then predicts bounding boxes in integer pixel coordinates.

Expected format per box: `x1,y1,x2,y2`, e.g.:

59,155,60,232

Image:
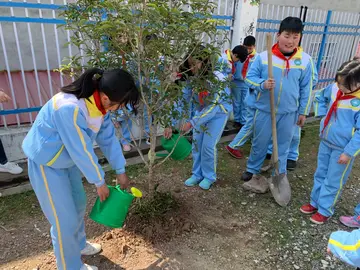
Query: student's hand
0,91,11,103
338,153,351,164
181,122,192,133
297,115,306,127
228,74,234,80
114,121,120,128
97,184,110,202
327,247,331,254
164,127,173,139
116,173,130,190
263,78,275,90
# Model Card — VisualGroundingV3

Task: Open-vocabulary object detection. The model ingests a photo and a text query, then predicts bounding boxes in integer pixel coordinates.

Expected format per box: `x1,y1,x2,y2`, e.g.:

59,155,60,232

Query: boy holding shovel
242,17,316,193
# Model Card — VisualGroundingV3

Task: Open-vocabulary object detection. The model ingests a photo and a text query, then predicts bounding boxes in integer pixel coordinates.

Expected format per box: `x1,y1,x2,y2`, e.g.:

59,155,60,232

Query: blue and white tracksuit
228,52,258,148
22,92,126,270
188,59,233,183
328,229,360,267
232,60,247,124
310,83,360,217
245,49,316,175
267,59,318,161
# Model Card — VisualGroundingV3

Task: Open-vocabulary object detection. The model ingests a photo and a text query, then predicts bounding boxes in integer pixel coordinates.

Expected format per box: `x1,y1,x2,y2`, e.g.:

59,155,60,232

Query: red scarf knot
271,43,298,77
322,89,355,133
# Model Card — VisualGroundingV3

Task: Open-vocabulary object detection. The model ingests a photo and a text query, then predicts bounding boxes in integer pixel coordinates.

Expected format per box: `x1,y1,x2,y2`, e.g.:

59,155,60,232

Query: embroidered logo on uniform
351,98,360,107
294,59,302,66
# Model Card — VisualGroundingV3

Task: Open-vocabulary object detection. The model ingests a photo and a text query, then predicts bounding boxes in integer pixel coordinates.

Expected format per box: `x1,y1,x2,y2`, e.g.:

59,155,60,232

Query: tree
60,0,228,195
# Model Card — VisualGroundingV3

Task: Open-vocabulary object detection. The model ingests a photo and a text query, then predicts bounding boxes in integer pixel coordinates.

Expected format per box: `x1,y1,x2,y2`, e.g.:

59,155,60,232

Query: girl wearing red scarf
301,60,360,225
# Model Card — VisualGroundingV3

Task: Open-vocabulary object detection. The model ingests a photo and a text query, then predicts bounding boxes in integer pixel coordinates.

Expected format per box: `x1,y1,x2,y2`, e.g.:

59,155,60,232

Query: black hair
244,36,256,47
178,45,212,80
61,68,140,114
232,45,249,63
279,17,304,34
352,56,360,61
335,60,360,92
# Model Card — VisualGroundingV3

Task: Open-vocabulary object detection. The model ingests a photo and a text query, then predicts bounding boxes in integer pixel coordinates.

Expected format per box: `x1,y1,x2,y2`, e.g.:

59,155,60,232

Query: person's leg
309,141,331,209
231,85,242,124
199,113,228,189
228,108,255,149
28,160,83,270
185,127,205,186
68,166,87,250
239,85,249,125
0,139,7,165
246,110,272,175
276,112,297,174
120,118,132,146
0,139,22,174
317,148,354,217
288,125,301,161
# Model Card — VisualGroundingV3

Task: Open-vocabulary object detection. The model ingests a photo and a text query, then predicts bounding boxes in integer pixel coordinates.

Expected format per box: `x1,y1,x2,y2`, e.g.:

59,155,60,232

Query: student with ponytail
22,68,139,270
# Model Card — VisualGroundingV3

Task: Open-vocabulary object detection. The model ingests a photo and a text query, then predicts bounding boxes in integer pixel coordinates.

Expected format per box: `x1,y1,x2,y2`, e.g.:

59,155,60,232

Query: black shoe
266,153,272,160
233,122,243,129
287,160,297,171
224,124,231,132
241,171,253,182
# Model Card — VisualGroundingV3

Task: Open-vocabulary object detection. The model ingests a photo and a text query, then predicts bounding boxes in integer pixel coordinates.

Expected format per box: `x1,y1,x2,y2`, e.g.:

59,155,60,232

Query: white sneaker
146,138,151,145
81,241,102,256
80,264,98,270
0,162,23,174
122,144,131,152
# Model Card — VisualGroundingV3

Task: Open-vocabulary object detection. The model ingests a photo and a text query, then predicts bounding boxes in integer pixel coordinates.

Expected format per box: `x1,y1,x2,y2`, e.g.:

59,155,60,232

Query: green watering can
90,186,142,228
157,133,192,160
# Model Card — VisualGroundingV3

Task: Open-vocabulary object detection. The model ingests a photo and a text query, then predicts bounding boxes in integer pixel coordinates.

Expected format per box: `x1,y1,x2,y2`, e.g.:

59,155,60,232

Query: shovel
266,33,291,207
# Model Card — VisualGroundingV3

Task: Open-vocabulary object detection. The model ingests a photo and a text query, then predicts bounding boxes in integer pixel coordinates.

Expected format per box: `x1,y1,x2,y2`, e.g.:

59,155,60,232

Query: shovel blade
268,173,291,207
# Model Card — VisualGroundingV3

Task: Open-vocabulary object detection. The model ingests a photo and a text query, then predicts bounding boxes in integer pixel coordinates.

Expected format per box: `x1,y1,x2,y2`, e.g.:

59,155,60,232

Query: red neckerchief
93,90,107,115
198,91,209,106
272,43,298,76
225,50,236,74
322,89,355,133
242,53,255,78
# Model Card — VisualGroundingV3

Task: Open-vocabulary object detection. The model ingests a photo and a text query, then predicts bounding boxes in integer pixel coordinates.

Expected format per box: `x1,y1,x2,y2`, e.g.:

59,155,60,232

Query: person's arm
313,84,333,117
245,55,267,92
298,58,317,116
343,112,360,159
53,105,105,187
96,113,126,175
328,229,360,267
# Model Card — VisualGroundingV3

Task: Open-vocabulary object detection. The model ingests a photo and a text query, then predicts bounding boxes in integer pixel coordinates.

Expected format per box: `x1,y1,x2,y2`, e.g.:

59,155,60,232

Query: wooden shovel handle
266,34,279,171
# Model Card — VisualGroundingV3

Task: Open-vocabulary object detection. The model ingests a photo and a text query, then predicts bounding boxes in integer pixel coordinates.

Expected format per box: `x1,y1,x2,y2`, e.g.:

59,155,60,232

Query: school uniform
245,44,316,175
328,228,360,267
310,83,360,217
22,92,126,270
186,56,233,187
228,50,258,148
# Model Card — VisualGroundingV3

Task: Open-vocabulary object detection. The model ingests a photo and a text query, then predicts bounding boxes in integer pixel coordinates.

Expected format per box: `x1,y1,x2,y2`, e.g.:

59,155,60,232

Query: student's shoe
123,144,132,152
80,264,98,270
146,138,151,145
241,171,253,182
310,212,329,225
266,153,272,160
233,122,243,129
223,123,231,132
0,162,23,174
81,242,102,256
339,216,360,228
300,204,318,214
184,176,202,187
287,160,297,171
199,178,214,190
242,174,269,194
225,146,243,159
